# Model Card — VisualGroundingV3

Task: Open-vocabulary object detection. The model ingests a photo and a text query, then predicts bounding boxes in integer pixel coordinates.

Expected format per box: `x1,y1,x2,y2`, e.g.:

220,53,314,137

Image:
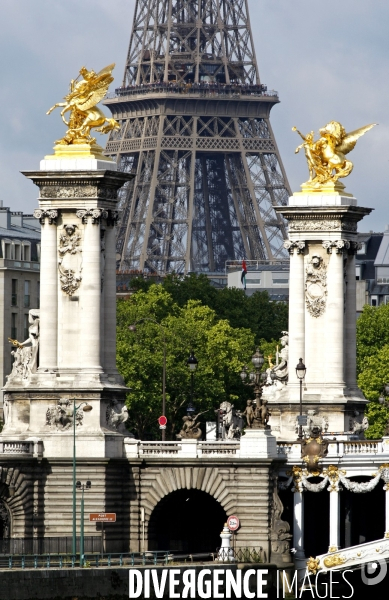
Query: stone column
325,243,346,386
385,487,389,539
293,490,305,559
103,215,118,373
286,242,306,396
345,249,357,388
328,486,340,552
78,212,103,372
34,210,58,370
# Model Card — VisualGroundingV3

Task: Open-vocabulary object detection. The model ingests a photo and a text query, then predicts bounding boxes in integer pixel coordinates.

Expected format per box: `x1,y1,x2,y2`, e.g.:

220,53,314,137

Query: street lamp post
296,358,307,441
72,400,93,558
76,480,92,567
240,348,266,407
129,319,167,441
187,350,198,412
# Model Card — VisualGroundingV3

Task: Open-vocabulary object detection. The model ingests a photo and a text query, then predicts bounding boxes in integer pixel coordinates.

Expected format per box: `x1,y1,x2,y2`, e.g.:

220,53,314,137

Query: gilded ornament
323,554,346,568
292,122,377,194
46,64,120,160
306,557,320,575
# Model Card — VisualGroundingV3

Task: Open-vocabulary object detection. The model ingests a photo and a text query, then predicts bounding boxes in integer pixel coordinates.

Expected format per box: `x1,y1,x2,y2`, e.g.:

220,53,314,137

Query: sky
0,0,388,232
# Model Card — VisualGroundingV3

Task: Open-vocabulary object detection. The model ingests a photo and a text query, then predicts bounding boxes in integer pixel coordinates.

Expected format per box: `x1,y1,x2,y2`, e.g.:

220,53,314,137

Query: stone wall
0,455,284,558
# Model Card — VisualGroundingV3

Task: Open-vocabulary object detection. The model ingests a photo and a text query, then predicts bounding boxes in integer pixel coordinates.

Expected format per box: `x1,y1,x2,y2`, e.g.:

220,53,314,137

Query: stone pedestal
2,159,133,457
240,428,278,458
270,193,372,440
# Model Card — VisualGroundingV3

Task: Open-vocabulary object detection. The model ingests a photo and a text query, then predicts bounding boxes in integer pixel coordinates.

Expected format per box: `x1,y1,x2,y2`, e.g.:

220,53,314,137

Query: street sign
89,513,116,522
297,416,308,426
159,425,166,430
158,416,167,426
227,515,240,531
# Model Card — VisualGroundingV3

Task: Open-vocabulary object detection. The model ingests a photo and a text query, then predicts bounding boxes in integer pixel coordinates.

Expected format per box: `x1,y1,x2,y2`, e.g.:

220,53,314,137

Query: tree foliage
117,285,255,439
357,304,389,438
163,273,288,344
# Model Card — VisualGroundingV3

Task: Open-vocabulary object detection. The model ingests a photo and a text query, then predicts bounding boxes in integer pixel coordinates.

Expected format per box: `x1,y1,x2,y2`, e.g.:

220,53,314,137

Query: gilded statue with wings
292,121,376,192
47,64,120,146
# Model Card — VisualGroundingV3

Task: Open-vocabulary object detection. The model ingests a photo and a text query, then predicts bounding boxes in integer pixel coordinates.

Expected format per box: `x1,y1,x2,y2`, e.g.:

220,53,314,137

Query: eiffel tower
104,0,291,275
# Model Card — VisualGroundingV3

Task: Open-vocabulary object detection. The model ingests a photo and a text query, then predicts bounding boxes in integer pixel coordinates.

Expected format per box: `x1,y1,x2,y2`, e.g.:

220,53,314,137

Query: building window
24,280,30,308
37,244,41,262
23,314,29,340
11,279,18,306
14,243,21,260
11,313,17,340
3,241,11,259
377,277,389,285
23,244,31,261
385,296,389,305
371,296,378,307
355,265,361,280
357,243,366,255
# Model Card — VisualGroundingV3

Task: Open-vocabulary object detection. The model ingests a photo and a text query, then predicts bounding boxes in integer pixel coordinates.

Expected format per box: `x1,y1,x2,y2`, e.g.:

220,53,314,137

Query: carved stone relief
289,219,357,232
0,502,10,538
297,409,329,437
8,310,40,381
58,224,82,296
76,209,108,224
46,398,84,430
33,209,58,225
106,399,129,432
269,473,292,563
305,255,327,317
39,185,118,200
283,240,305,254
2,395,11,429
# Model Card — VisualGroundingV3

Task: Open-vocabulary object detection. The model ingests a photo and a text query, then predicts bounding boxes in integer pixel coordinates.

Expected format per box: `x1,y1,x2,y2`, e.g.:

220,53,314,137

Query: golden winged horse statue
292,121,377,190
47,63,120,146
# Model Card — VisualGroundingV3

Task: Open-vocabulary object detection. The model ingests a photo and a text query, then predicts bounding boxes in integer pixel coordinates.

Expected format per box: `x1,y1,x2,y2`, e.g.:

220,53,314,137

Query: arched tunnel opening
148,488,226,553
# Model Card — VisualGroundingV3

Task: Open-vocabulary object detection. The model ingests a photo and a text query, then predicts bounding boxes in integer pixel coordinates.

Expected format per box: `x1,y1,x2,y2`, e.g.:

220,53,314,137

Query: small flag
241,260,247,290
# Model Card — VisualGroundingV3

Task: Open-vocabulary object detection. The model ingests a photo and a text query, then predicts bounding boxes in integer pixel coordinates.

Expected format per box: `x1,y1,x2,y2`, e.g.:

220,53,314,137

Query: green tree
357,303,389,438
163,273,288,344
117,285,255,439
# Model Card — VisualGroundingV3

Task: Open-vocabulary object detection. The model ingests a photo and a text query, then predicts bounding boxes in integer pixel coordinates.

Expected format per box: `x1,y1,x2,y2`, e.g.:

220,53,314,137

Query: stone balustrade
124,439,241,459
124,437,389,461
0,439,43,457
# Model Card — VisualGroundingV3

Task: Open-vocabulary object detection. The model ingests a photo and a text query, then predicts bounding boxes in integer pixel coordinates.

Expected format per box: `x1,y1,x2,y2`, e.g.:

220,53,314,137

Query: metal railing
106,83,278,101
0,551,171,570
225,259,289,273
0,548,266,570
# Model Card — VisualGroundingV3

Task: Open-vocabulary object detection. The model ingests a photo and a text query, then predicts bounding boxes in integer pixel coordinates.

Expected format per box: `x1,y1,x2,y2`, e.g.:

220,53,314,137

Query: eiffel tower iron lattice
104,0,291,275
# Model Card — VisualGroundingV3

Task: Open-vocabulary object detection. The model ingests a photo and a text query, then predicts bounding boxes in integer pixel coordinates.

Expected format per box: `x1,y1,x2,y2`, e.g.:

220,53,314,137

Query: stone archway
148,488,226,553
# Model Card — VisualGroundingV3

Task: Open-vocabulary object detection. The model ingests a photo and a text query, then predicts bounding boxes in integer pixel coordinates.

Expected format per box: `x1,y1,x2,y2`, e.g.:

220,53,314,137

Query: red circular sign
227,515,240,531
158,416,167,426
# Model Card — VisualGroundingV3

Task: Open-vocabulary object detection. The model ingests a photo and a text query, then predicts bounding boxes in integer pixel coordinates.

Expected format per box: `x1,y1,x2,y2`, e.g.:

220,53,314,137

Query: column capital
284,240,306,255
76,208,108,224
322,240,350,254
106,210,120,227
33,208,58,225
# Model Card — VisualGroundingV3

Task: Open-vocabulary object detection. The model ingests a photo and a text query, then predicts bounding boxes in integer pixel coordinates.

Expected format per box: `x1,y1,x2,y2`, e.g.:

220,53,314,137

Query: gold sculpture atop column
292,121,376,195
45,63,120,160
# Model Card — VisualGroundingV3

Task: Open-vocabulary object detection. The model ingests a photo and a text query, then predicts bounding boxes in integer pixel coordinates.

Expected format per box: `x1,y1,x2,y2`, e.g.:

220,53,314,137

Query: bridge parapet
125,438,388,461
